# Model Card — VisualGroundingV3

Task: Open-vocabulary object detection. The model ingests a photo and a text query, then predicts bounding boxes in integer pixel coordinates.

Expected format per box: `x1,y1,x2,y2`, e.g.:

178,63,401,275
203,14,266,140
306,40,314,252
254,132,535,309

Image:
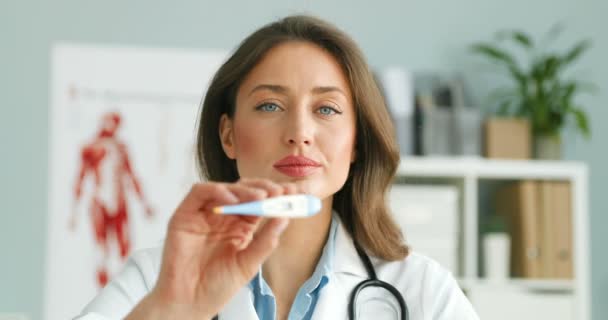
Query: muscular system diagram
70,111,154,287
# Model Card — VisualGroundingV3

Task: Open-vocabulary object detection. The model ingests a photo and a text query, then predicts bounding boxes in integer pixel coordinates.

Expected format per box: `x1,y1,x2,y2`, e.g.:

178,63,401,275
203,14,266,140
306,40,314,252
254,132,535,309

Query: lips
273,155,321,178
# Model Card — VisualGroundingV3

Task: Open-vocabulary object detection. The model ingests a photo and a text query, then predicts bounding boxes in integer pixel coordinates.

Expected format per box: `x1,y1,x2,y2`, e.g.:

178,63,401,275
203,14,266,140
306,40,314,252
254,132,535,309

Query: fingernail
231,238,241,247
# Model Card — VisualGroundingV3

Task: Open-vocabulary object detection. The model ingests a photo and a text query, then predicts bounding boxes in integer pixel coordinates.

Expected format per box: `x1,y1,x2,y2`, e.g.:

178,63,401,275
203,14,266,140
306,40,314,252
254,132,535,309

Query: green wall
1,1,606,319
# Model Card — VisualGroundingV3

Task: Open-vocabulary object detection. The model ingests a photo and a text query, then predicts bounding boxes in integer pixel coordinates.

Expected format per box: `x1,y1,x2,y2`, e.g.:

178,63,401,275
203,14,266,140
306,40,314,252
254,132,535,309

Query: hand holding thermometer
213,194,321,218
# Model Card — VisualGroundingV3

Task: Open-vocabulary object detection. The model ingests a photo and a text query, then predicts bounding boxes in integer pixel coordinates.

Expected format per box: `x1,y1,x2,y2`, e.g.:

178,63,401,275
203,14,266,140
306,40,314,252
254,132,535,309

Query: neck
261,196,333,306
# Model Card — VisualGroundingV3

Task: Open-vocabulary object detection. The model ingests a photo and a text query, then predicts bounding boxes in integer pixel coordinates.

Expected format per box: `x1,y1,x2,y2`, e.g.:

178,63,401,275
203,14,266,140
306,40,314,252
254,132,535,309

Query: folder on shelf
496,181,542,278
539,181,574,278
552,181,573,279
539,181,556,278
496,180,573,279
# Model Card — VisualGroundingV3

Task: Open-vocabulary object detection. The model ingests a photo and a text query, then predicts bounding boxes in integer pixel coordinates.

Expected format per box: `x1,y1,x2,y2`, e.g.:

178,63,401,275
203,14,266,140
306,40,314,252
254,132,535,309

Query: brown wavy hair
196,15,408,260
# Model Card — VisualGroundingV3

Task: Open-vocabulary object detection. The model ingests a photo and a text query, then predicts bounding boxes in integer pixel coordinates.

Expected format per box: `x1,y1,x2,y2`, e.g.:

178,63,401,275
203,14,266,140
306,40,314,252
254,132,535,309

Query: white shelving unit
394,156,590,320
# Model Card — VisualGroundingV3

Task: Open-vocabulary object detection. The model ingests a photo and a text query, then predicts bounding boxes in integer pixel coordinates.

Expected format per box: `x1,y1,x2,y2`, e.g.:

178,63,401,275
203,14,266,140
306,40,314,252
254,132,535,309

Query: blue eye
318,106,340,115
256,103,281,112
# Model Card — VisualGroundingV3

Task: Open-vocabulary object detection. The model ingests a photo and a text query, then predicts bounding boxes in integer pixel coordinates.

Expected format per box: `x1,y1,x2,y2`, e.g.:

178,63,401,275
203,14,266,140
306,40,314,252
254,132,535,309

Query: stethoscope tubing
212,242,410,320
350,242,409,320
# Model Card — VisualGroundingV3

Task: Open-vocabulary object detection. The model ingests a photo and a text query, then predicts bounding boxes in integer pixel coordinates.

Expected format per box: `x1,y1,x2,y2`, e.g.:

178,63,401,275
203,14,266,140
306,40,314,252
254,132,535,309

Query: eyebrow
248,84,288,96
312,86,346,96
248,84,347,97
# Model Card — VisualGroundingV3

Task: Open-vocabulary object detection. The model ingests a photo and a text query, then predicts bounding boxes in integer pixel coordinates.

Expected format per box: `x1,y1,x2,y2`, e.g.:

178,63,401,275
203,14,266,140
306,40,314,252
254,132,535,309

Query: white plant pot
534,134,562,160
483,233,511,280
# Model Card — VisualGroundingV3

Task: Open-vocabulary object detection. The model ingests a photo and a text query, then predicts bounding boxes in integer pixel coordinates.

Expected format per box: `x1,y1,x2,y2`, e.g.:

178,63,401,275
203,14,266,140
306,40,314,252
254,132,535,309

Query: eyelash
254,102,342,116
255,102,284,112
317,106,342,116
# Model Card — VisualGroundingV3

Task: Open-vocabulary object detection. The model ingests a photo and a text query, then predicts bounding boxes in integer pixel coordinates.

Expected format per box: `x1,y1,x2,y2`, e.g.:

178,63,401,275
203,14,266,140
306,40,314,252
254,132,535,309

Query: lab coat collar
219,279,349,320
219,216,368,320
333,218,369,278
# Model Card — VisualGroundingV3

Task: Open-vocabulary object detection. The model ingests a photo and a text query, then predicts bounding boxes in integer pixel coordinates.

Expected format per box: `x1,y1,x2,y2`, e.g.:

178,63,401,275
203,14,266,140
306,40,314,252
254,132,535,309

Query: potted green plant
471,27,594,159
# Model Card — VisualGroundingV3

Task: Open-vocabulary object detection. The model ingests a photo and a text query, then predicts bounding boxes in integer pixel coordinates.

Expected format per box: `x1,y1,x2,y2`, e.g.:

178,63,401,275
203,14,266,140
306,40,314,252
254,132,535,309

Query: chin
292,180,334,199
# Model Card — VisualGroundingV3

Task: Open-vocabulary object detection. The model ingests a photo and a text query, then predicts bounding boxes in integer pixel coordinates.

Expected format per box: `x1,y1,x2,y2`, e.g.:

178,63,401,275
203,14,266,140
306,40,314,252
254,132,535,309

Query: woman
77,15,479,320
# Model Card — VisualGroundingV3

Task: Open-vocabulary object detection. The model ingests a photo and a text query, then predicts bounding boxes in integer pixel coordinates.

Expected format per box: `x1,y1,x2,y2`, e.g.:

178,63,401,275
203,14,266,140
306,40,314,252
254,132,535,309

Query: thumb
236,218,289,275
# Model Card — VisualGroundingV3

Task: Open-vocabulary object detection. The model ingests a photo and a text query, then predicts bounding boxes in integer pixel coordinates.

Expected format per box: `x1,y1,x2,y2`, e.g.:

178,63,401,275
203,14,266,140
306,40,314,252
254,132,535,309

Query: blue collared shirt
249,215,338,320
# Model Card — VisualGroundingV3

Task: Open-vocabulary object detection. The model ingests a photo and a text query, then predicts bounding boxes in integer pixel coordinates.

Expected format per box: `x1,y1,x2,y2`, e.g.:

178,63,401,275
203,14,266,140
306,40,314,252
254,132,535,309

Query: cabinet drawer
389,185,459,236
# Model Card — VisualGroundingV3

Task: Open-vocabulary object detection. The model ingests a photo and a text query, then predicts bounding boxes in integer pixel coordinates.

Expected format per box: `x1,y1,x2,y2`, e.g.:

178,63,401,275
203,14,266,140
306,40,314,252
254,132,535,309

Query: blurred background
1,1,606,319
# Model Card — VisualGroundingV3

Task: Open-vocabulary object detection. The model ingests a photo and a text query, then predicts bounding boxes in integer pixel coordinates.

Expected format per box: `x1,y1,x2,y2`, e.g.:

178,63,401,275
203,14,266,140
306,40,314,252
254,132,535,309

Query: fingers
235,217,289,275
224,184,268,203
281,182,297,195
179,180,299,215
199,184,268,215
206,216,261,244
204,178,298,213
175,182,268,216
239,178,299,197
177,183,239,214
171,180,299,238
238,178,284,198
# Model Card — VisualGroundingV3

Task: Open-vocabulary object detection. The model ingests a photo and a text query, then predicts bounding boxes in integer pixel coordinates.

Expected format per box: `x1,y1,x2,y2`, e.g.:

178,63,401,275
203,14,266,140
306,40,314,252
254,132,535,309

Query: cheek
233,125,256,157
323,128,356,169
232,120,270,159
311,129,355,197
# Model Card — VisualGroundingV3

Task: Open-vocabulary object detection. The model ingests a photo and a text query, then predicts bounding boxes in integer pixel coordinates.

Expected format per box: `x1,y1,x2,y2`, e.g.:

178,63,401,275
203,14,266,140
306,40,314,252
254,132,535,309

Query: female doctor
76,15,480,320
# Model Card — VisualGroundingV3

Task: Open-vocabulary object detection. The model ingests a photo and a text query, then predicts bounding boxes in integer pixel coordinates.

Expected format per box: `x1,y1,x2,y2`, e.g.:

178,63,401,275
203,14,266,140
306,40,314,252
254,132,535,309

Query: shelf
397,156,587,180
393,155,590,319
458,278,574,293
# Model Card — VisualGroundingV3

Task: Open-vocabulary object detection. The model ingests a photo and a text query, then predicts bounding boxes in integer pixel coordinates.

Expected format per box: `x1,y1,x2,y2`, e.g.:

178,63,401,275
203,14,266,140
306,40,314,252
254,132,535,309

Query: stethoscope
350,241,409,320
212,242,409,320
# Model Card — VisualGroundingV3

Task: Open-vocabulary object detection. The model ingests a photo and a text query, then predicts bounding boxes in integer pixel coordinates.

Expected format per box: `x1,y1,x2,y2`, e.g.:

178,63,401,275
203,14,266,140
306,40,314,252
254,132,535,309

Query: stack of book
495,180,573,279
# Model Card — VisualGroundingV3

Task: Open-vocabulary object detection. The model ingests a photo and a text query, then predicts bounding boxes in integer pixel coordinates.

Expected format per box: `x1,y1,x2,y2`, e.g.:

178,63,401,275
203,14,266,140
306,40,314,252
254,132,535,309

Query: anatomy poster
45,44,226,320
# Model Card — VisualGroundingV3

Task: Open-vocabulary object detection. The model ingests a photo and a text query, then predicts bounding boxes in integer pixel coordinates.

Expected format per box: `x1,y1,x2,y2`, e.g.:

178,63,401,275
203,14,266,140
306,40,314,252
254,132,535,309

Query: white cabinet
391,156,590,320
468,286,574,320
389,185,460,274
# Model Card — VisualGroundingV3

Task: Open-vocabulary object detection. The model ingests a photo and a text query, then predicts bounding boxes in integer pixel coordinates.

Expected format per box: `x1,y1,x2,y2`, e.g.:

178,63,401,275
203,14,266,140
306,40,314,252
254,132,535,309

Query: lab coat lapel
218,286,258,320
333,220,369,278
220,220,369,320
310,221,368,320
310,277,348,320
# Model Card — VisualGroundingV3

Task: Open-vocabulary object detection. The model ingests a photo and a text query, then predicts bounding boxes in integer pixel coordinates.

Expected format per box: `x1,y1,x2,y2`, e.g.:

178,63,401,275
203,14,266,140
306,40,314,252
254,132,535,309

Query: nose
288,136,311,146
283,108,313,147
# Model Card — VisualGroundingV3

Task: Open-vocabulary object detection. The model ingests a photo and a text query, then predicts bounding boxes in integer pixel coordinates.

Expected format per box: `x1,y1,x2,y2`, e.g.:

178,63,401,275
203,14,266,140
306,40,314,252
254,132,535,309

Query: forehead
238,41,352,97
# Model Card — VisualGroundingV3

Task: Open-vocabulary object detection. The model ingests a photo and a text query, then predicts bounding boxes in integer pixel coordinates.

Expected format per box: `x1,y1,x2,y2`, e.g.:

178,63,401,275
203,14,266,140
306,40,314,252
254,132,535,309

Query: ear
219,114,236,160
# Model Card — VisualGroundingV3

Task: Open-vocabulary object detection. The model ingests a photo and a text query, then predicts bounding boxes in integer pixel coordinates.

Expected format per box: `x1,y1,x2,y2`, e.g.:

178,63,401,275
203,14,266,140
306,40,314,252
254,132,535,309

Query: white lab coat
76,221,479,320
